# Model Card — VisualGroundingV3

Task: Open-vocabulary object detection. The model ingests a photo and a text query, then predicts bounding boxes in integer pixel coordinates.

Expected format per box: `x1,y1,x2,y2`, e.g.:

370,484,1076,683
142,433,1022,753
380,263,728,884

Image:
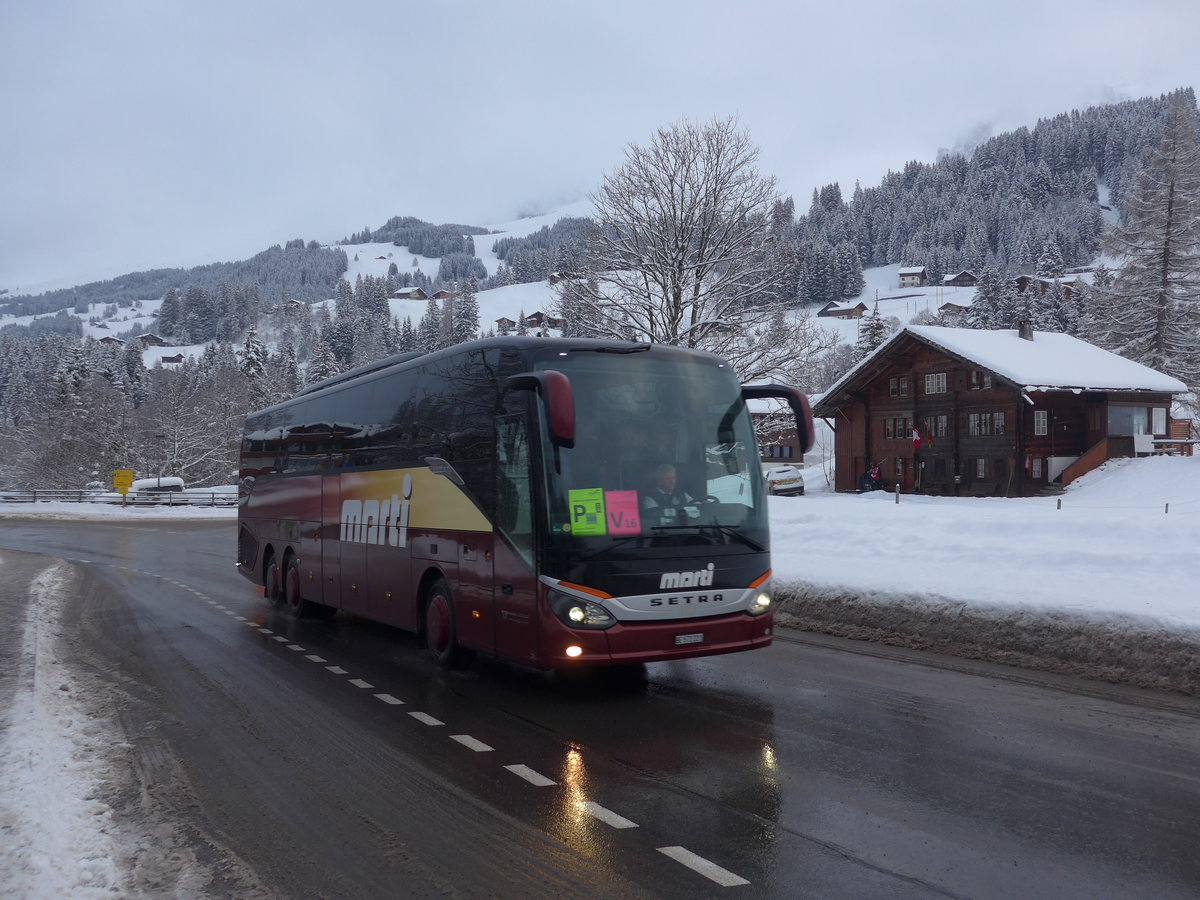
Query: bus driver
641,463,700,525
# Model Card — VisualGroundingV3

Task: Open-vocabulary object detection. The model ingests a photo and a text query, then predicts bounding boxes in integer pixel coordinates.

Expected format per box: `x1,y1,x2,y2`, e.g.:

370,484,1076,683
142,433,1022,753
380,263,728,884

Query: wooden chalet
811,324,1187,497
898,266,927,287
138,333,168,347
392,287,428,301
818,300,868,319
1013,275,1082,299
941,270,978,287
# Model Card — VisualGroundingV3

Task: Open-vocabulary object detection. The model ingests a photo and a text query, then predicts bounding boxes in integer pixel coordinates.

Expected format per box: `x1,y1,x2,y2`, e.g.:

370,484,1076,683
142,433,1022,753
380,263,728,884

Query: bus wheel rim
428,594,450,652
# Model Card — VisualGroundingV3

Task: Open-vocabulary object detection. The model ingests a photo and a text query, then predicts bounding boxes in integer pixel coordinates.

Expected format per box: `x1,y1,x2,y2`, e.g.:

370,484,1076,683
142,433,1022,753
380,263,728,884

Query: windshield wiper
648,523,765,552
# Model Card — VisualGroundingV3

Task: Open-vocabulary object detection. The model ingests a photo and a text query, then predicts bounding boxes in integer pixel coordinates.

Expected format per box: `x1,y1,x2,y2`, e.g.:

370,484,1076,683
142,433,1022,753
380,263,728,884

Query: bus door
320,474,343,609
493,415,539,664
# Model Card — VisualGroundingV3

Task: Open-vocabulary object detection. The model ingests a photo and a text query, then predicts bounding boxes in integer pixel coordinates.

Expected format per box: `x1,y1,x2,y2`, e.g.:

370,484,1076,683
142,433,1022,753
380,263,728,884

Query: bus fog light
749,592,772,615
565,645,583,658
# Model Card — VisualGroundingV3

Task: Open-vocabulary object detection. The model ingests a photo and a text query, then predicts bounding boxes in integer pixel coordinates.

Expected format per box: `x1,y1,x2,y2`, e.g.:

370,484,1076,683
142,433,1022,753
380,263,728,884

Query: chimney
1018,319,1034,341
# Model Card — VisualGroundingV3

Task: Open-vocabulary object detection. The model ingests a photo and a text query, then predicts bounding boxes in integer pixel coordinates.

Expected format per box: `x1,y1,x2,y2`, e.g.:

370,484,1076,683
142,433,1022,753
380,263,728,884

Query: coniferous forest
0,89,1196,488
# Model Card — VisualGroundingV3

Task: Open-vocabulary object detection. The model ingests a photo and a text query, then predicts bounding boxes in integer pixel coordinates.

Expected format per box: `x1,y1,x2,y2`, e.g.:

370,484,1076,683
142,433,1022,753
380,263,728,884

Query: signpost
113,469,134,506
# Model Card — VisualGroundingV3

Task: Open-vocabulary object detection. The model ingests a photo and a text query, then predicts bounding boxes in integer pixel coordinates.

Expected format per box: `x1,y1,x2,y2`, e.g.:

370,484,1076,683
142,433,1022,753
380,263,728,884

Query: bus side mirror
506,369,575,448
741,384,815,455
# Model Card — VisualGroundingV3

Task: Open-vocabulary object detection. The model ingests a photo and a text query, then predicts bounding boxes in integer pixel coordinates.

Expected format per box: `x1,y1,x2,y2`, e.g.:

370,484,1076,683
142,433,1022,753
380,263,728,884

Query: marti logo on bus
658,563,715,590
340,473,412,546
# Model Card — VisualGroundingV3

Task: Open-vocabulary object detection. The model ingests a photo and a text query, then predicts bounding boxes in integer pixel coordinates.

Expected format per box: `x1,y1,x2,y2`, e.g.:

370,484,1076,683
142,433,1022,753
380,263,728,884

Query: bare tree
556,117,833,381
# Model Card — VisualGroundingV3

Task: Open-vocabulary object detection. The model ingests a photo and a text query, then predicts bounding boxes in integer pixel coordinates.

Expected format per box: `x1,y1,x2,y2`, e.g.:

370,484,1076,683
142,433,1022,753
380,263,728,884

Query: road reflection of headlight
762,744,778,772
563,747,588,825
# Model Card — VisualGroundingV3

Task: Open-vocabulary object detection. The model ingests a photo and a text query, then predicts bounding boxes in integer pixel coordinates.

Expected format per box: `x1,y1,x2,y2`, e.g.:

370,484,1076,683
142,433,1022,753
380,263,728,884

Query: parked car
764,464,805,496
99,476,189,505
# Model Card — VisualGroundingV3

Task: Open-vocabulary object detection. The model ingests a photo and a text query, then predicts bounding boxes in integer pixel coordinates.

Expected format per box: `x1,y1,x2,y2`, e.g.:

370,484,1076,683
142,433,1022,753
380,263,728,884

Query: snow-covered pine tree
1036,238,1066,279
418,297,443,353
1097,93,1200,387
450,276,480,345
158,287,180,337
853,304,891,360
306,339,340,385
963,266,1005,329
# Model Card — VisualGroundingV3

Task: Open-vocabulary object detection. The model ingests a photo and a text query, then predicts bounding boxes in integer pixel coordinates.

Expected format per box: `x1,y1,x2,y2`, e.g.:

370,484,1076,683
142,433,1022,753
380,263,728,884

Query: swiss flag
911,427,922,449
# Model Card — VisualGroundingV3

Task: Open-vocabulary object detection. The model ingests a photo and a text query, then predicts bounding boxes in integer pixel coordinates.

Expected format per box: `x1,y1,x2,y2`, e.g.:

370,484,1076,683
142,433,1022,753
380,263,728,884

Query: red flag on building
911,426,922,449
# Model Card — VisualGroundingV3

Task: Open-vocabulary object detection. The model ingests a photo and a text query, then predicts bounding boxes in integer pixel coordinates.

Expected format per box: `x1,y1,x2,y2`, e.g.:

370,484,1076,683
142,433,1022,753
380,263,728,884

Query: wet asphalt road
2,517,1200,899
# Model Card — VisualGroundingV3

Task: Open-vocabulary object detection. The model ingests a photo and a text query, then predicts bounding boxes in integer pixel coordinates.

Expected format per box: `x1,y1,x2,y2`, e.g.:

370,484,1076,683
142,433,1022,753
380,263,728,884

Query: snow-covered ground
1,451,1196,894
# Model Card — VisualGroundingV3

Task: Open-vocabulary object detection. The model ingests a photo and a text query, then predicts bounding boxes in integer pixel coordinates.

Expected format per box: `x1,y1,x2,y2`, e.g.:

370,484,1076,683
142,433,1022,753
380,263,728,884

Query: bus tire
265,551,284,607
283,555,312,619
424,578,473,668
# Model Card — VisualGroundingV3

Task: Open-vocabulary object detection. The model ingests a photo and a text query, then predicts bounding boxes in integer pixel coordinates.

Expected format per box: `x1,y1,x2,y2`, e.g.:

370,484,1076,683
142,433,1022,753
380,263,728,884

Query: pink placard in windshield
604,490,641,535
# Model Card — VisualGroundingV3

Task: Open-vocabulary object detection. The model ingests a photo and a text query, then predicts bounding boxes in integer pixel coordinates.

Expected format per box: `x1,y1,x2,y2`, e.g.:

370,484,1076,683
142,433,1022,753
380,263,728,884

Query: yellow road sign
113,469,134,495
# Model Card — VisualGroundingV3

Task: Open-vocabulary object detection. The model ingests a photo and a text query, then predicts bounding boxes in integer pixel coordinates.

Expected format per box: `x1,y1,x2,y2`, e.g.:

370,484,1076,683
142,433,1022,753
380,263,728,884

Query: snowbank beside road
769,454,1200,631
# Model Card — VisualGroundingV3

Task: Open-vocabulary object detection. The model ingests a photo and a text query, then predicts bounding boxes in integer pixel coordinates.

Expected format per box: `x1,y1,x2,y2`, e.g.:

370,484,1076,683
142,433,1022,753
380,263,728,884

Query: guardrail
0,489,239,507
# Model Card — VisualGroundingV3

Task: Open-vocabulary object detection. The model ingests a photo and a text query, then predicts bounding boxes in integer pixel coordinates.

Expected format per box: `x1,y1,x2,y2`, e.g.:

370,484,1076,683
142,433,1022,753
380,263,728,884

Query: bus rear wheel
284,555,313,619
424,578,473,668
265,552,284,607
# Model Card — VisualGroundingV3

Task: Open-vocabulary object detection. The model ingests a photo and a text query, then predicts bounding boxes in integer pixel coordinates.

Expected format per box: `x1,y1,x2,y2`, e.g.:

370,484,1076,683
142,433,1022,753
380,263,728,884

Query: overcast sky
2,0,1198,293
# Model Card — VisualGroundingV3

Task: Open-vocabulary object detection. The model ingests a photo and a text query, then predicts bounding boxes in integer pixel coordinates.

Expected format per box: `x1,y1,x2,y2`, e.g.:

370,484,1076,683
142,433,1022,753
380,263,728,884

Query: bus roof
254,336,730,419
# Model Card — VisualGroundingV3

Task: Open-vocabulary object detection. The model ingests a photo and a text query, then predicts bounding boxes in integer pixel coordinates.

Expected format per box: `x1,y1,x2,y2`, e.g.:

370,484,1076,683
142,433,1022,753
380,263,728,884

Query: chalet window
896,458,905,478
936,415,947,437
899,377,909,396
889,377,898,396
975,458,987,478
925,372,947,394
885,418,894,439
1034,410,1048,436
993,412,1006,435
1031,458,1044,479
1153,407,1167,435
983,374,993,389
968,413,995,436
969,370,982,390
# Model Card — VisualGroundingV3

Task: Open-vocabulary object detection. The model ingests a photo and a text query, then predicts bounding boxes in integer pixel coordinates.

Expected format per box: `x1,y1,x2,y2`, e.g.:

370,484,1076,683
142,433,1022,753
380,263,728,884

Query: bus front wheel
424,579,473,668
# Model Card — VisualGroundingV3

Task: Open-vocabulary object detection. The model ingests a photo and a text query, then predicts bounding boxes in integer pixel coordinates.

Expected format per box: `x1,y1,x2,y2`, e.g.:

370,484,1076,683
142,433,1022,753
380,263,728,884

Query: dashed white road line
657,847,748,887
166,581,757,890
504,765,556,787
408,712,443,726
271,636,288,643
450,734,494,752
580,801,638,830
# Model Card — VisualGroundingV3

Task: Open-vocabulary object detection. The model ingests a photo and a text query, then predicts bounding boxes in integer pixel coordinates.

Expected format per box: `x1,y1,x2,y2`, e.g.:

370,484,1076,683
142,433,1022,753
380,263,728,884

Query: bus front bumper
539,611,773,668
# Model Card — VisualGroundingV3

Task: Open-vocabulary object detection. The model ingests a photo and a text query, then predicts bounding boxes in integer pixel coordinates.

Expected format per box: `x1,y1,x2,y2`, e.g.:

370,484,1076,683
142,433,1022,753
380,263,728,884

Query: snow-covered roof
818,326,1187,405
898,266,926,275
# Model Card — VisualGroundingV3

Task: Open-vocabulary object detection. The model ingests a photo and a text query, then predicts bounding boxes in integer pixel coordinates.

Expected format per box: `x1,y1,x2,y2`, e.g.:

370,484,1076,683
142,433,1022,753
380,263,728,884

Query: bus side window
496,416,534,564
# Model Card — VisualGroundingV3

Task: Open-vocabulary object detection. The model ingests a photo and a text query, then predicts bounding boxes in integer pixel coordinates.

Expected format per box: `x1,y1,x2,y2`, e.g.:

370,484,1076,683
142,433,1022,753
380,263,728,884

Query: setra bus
236,336,812,669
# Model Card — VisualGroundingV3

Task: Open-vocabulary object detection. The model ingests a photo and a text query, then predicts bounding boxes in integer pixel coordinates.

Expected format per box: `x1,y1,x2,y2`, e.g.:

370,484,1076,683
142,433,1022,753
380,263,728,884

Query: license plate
674,633,704,646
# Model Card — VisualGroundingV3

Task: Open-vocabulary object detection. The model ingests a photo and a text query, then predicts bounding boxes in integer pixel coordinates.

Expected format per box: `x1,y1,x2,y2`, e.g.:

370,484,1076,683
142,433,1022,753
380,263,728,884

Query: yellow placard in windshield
568,488,606,536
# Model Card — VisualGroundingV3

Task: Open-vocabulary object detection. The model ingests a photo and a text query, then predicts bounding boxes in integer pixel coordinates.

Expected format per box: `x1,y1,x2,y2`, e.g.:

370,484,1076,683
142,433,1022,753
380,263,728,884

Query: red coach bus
237,337,812,669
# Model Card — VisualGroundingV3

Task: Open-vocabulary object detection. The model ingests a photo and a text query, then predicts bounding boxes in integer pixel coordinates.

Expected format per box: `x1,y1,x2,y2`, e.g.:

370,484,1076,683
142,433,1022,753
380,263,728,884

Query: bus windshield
533,348,767,553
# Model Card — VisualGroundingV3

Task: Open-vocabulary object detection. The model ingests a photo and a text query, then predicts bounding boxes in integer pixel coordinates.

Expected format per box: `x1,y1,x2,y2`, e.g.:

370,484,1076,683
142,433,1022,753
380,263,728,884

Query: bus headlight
548,590,615,629
748,592,772,615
